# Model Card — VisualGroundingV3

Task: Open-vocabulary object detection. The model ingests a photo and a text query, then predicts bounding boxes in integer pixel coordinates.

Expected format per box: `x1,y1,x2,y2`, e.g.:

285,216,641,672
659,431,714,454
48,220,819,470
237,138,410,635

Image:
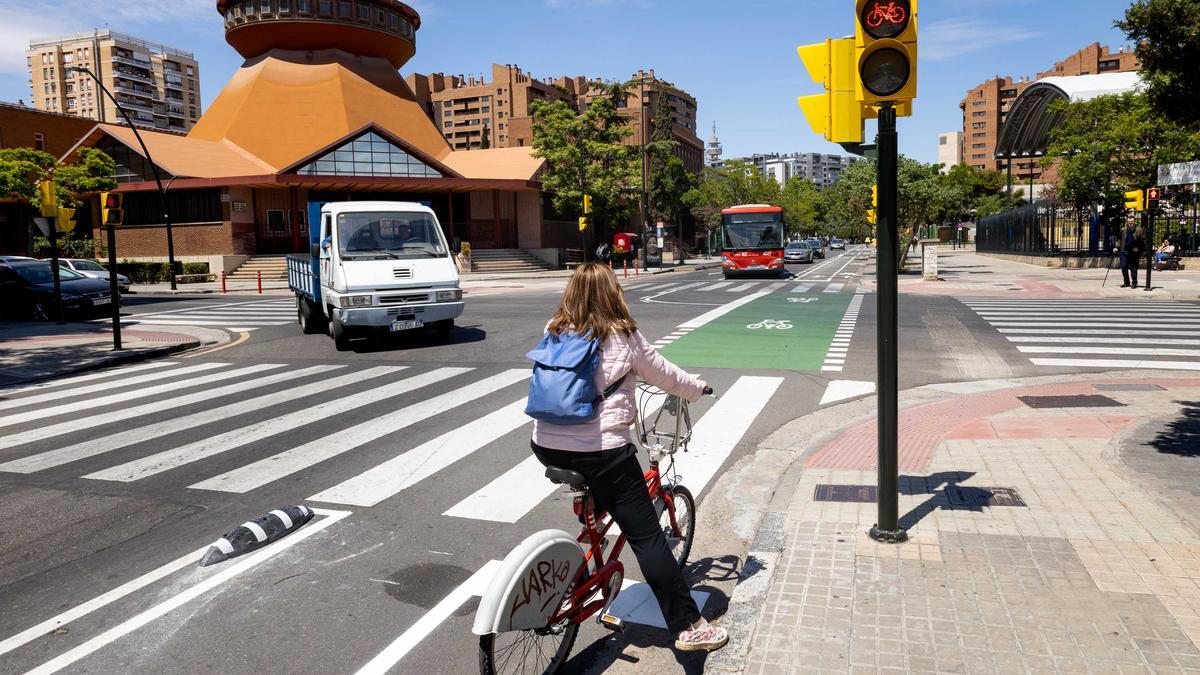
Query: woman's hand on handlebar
700,382,714,396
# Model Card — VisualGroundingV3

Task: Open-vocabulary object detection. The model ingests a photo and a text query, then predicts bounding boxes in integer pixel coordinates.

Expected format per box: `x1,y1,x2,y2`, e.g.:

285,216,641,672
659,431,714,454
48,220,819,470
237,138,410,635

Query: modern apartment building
26,30,202,132
938,131,963,173
757,152,860,189
408,66,705,174
959,43,1139,186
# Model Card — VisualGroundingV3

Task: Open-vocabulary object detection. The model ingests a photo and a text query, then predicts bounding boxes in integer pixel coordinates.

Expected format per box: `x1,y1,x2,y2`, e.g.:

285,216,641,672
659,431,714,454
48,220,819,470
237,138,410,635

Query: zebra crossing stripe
998,328,1200,336
678,376,782,496
988,322,1200,329
442,455,557,523
726,283,756,292
89,367,471,483
71,367,401,480
1017,346,1200,358
766,282,787,291
791,284,814,293
1007,336,1200,346
309,399,532,507
121,319,289,327
0,362,225,413
190,369,532,494
1030,358,1200,371
699,281,733,291
0,361,176,396
823,283,844,293
0,365,347,471
0,364,283,430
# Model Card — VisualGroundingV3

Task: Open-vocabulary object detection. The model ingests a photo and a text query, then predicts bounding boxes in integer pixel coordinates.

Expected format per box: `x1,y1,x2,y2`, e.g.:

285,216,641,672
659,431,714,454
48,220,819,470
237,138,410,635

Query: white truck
287,201,464,351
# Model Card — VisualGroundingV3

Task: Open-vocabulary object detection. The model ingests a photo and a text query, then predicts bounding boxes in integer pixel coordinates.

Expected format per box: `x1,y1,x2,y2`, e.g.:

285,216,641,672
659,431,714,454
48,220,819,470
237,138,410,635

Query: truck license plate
93,297,111,306
390,319,424,332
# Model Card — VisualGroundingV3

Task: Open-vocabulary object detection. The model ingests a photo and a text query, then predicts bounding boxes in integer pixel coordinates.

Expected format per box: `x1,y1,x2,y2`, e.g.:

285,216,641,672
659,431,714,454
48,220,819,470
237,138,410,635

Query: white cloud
922,17,1045,61
0,0,212,75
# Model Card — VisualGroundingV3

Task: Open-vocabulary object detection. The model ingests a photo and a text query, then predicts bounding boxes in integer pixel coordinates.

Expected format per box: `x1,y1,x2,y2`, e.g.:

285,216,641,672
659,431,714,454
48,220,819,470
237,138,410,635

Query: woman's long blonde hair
547,263,637,341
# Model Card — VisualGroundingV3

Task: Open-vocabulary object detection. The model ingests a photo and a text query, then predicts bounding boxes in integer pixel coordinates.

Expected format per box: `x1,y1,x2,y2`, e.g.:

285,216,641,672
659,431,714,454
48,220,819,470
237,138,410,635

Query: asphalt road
3,246,1198,674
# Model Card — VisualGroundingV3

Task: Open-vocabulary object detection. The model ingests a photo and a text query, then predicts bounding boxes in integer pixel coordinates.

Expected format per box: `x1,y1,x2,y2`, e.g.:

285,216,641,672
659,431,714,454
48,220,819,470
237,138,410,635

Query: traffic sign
1159,161,1200,186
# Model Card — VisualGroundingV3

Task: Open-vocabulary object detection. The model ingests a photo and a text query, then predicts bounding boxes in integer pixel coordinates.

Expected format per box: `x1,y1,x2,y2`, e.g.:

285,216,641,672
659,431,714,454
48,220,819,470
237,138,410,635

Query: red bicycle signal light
861,0,910,39
103,193,121,209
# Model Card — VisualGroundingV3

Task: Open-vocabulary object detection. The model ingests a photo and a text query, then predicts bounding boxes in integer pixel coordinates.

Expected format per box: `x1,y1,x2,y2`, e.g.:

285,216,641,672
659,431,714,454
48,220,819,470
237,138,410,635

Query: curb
0,338,205,388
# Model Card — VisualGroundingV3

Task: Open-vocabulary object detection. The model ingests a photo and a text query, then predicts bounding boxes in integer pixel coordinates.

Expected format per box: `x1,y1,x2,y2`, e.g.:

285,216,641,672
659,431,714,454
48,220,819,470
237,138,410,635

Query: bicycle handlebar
702,386,714,396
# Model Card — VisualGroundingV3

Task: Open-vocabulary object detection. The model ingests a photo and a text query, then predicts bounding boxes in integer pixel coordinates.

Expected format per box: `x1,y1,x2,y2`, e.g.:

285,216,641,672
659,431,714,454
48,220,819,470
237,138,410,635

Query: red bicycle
472,383,710,674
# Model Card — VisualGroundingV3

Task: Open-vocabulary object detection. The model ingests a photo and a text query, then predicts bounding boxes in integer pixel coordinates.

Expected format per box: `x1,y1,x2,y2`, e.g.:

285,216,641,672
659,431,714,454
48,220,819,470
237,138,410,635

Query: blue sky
0,0,1136,164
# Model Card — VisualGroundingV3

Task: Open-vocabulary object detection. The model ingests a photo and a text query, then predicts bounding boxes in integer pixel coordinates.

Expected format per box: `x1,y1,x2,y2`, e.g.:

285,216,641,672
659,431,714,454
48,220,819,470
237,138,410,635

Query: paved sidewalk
0,322,227,387
889,247,1200,300
711,372,1200,674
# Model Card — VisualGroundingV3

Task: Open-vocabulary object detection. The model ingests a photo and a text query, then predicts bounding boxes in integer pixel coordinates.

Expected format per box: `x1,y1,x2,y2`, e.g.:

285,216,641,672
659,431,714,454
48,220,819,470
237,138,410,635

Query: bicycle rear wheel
660,484,696,568
478,621,579,675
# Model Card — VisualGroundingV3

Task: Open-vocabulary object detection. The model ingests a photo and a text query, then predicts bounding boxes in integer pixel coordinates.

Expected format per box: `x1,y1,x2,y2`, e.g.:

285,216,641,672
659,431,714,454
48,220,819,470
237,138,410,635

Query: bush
32,233,99,259
115,261,210,283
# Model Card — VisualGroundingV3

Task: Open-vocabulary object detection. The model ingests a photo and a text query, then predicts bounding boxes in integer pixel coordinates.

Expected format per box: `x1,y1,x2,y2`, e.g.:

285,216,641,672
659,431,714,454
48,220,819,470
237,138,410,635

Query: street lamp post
68,65,178,290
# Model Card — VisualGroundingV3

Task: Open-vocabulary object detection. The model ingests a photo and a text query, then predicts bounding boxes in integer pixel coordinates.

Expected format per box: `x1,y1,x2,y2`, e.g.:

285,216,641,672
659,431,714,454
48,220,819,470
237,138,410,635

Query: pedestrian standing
1119,221,1143,288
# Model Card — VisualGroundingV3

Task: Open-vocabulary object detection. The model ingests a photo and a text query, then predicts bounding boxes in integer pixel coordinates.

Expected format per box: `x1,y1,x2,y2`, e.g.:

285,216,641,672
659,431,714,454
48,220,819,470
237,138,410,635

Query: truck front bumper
336,302,465,328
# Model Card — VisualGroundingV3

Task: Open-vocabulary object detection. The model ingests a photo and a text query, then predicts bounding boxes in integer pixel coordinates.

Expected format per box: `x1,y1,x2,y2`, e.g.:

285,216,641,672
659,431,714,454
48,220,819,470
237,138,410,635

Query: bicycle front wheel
478,621,579,675
660,484,696,568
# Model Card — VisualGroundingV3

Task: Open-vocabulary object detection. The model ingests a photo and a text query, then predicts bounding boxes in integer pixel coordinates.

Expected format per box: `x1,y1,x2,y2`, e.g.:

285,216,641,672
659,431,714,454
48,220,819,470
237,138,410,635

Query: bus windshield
722,212,784,251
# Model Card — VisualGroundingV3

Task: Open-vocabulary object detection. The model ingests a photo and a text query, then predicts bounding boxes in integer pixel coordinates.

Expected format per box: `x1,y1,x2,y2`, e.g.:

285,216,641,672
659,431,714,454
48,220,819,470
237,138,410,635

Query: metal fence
976,199,1200,258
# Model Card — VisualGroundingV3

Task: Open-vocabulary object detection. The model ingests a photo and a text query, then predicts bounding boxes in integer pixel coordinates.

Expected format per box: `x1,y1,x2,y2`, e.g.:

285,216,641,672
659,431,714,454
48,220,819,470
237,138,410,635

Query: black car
0,261,115,321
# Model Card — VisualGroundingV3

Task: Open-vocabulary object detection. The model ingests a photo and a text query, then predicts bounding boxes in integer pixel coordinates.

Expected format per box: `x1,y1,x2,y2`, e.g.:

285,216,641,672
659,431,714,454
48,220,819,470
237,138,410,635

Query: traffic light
583,194,593,215
38,181,58,218
101,192,124,226
1147,187,1161,211
867,184,878,224
55,207,79,233
1123,189,1145,212
855,0,918,111
797,38,863,144
579,216,588,232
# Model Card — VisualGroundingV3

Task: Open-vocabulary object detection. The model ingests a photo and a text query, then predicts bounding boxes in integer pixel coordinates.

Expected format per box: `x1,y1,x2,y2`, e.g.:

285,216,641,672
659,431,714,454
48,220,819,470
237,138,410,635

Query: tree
1117,0,1200,127
646,92,693,225
0,146,117,209
682,160,781,237
778,177,820,236
530,82,640,236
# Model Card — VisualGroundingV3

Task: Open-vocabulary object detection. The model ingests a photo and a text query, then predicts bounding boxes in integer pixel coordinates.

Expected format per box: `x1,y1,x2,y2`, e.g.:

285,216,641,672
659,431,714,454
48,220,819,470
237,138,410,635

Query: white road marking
791,284,814,293
0,361,176,396
679,376,782,496
309,399,532,507
119,319,288,327
0,362,225,412
191,369,531,493
443,455,558,523
1007,336,1200,346
678,291,771,330
987,322,1200,329
823,283,844,293
698,281,733,291
354,560,500,675
1030,358,1200,371
726,283,757,292
997,328,1200,336
765,282,787,291
98,368,470,482
22,509,351,675
820,381,876,406
608,580,709,629
1017,345,1200,358
0,364,281,429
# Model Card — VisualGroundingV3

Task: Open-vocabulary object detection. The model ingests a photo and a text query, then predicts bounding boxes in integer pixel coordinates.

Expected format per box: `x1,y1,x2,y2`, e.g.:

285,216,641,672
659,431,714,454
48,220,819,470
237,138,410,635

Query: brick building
959,43,1140,194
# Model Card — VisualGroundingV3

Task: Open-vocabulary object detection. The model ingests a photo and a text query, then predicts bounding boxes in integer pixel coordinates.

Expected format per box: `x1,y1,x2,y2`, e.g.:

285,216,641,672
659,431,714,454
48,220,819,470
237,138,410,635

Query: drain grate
946,486,1027,508
1094,384,1165,393
1019,394,1125,409
813,484,877,503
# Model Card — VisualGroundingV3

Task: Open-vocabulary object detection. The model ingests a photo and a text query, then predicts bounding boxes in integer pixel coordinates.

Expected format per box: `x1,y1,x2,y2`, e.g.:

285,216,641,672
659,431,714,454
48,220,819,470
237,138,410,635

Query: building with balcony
26,30,202,132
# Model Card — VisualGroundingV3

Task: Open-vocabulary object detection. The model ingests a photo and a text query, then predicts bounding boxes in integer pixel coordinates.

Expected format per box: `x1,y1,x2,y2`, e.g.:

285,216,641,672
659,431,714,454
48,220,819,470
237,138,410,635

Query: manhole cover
1019,395,1125,409
946,486,1027,508
814,485,877,503
1093,384,1165,393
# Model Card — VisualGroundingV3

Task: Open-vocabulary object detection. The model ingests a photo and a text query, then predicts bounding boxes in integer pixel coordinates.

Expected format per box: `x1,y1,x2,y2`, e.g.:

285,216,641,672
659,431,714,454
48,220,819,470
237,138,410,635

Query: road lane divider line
678,291,771,330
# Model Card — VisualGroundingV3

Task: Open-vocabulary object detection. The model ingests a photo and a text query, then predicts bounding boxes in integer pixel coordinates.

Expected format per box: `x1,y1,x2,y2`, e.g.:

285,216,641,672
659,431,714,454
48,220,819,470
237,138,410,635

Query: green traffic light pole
869,102,907,544
68,65,178,291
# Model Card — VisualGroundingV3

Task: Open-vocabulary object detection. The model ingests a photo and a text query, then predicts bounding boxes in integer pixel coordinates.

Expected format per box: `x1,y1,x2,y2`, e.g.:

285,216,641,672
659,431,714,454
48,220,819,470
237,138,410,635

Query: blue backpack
524,331,627,425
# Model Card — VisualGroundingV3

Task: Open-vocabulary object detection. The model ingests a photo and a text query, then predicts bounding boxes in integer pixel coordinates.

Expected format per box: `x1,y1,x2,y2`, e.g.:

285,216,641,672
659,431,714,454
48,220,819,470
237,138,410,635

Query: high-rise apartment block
407,65,704,174
959,43,1139,185
26,30,202,132
743,152,859,189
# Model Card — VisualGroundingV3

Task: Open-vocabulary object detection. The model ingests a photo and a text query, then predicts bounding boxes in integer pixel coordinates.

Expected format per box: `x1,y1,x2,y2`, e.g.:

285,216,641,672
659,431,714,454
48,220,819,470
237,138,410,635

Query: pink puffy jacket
532,328,704,453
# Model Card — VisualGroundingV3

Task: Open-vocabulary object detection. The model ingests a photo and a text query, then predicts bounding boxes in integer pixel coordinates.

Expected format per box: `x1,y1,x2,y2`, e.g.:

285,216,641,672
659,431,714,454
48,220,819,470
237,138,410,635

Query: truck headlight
436,289,463,302
335,295,372,308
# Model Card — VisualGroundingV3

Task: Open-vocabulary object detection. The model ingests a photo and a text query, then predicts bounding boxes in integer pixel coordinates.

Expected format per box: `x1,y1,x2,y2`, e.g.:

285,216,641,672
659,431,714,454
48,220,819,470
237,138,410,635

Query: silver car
784,241,814,264
52,258,130,293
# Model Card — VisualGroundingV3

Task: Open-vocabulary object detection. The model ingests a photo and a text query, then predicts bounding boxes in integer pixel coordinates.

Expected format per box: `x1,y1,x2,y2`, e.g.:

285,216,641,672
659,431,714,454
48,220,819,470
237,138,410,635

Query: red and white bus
719,204,786,278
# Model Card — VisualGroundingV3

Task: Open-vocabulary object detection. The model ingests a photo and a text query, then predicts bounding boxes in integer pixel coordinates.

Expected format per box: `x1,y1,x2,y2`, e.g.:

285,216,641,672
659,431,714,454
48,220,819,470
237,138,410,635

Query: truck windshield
336,212,448,259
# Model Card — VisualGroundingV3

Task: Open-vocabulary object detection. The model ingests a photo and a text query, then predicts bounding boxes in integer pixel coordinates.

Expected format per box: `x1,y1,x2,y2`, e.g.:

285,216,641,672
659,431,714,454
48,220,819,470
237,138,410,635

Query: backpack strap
601,371,629,399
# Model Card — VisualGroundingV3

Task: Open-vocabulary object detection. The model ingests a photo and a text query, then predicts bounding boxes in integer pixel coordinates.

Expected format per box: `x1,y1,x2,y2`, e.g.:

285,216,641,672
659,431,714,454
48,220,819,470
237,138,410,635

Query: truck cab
289,201,464,351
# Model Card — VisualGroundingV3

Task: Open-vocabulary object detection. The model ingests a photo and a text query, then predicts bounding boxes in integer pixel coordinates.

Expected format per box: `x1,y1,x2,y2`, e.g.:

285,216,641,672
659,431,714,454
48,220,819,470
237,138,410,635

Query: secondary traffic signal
797,38,863,144
1147,187,1161,211
583,194,593,215
579,216,588,232
55,207,79,233
101,192,124,226
1123,189,1145,212
867,184,878,224
856,0,918,111
38,181,58,218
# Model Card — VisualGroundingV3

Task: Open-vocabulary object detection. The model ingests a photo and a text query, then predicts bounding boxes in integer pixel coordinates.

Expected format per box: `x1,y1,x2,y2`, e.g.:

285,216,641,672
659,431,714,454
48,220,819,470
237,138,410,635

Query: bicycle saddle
544,466,586,486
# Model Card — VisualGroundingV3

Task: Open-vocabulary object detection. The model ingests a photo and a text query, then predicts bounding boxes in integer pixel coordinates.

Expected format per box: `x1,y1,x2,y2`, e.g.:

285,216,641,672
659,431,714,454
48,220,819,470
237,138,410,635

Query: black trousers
1121,252,1141,286
531,442,701,634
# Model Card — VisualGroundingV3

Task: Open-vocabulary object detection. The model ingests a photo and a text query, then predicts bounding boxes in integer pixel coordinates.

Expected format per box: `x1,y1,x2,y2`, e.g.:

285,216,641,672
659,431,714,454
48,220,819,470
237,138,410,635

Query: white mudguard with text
473,529,584,635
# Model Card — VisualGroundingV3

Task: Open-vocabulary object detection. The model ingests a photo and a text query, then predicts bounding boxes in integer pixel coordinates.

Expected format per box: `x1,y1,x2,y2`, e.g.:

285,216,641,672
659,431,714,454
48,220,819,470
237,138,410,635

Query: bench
1155,255,1185,271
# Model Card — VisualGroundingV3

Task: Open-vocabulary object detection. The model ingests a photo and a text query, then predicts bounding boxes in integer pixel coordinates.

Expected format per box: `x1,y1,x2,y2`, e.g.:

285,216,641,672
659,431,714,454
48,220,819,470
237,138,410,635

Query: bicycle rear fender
472,529,584,636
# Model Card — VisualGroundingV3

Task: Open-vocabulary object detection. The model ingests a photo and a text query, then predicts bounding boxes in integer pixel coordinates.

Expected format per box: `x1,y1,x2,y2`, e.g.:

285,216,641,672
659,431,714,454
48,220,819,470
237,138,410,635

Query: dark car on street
805,237,826,258
784,241,814,264
830,238,846,250
0,261,115,321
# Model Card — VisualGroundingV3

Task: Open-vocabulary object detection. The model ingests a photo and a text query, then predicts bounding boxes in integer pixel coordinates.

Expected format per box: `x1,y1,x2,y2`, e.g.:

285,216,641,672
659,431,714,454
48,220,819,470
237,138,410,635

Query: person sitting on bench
1155,239,1176,265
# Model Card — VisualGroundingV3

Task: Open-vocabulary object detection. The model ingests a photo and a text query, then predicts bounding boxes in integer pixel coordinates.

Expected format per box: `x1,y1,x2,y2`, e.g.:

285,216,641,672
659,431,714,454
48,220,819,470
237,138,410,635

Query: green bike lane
660,289,852,372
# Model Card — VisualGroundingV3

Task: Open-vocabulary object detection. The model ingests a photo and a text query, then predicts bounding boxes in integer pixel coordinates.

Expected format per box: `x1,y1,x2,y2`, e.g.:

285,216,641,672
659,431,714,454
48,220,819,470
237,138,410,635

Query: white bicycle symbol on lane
787,297,818,304
747,319,793,330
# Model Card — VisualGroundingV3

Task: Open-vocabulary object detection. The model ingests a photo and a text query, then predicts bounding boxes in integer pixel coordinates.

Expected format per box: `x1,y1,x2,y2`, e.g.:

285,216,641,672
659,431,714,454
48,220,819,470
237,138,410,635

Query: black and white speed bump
199,505,315,567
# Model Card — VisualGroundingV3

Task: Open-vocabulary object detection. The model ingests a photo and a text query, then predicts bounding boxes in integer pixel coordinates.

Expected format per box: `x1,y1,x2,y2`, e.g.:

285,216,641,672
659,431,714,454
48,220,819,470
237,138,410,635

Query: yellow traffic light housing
56,207,78,233
797,38,864,144
101,191,125,226
583,194,593,215
1123,189,1145,212
867,184,878,224
578,216,588,232
856,0,918,112
38,181,58,218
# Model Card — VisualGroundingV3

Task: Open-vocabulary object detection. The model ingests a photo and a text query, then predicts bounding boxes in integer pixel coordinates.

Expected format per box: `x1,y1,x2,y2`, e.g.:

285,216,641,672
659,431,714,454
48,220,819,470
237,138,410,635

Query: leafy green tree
1117,0,1200,127
646,92,693,225
0,147,117,208
682,160,781,237
779,177,820,237
530,82,640,235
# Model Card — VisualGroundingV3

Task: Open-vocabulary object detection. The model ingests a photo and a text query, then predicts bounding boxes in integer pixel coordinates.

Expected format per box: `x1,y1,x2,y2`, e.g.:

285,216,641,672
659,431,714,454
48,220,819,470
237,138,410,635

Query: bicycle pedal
598,613,624,633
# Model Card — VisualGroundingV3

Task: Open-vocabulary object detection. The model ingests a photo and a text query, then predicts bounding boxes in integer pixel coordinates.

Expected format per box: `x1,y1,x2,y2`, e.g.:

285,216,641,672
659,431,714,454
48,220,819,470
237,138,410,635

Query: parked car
0,261,115,321
50,258,131,293
806,237,826,258
784,241,814,264
0,256,35,263
830,238,846,250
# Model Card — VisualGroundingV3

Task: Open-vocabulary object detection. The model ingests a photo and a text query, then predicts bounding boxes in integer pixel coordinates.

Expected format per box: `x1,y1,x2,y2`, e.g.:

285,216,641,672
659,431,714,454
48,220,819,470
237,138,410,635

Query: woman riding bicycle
530,263,728,652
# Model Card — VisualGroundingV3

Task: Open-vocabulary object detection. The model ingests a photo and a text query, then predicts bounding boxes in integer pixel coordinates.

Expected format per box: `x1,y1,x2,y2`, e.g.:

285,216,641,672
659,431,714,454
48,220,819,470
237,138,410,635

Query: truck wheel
330,312,353,352
297,296,325,335
435,319,454,341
